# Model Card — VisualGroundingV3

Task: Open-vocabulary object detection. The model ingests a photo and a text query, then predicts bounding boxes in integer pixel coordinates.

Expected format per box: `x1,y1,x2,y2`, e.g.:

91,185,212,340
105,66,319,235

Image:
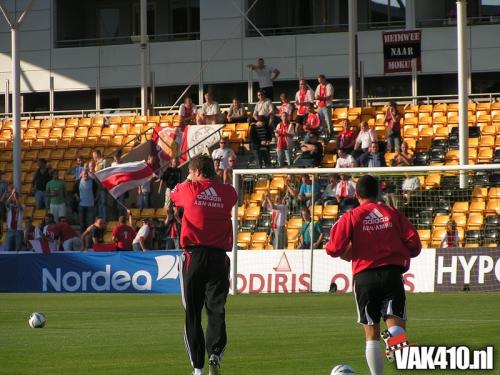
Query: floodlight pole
0,0,36,193
140,0,149,116
406,0,418,104
457,0,469,188
231,172,239,295
4,79,9,114
348,0,357,107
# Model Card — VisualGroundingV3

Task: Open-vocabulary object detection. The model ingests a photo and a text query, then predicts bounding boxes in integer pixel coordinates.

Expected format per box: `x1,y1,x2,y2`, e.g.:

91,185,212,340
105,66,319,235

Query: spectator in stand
179,96,197,125
336,120,357,154
197,92,221,125
111,149,127,217
213,158,224,183
263,192,288,250
321,176,339,205
42,213,56,237
392,141,414,166
298,175,321,208
69,156,86,180
293,133,323,168
0,171,8,238
275,112,295,167
159,158,181,209
211,137,237,173
224,157,237,185
336,148,357,168
367,142,387,168
46,170,66,222
112,211,135,251
247,57,280,100
354,121,377,166
46,217,82,251
92,149,109,221
303,103,321,141
132,218,151,251
227,98,247,123
32,158,51,209
87,160,97,175
385,101,402,152
284,176,299,214
74,169,98,232
164,206,182,250
137,155,155,209
295,79,315,128
4,185,24,251
252,90,275,126
249,116,272,168
440,219,460,248
298,208,324,249
401,173,421,204
274,93,294,126
81,216,106,250
22,217,41,251
315,74,334,137
335,174,357,212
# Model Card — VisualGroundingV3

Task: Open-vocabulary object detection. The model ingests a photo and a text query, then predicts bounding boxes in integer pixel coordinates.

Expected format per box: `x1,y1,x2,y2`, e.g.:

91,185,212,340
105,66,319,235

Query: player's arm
111,227,118,244
325,213,353,258
399,212,422,257
271,68,280,81
169,181,186,207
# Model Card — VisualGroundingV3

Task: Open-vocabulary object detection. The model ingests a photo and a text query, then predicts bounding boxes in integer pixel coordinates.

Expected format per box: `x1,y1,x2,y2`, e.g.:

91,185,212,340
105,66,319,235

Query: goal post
231,164,499,295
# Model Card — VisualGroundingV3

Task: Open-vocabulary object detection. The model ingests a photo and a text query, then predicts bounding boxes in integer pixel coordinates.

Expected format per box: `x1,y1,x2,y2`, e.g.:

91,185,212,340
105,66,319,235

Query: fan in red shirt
170,155,237,375
46,218,82,251
325,175,421,375
111,211,136,251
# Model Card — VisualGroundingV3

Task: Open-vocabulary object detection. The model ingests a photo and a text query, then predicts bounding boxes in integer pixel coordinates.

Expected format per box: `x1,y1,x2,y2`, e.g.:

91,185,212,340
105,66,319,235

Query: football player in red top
326,175,421,374
170,155,237,375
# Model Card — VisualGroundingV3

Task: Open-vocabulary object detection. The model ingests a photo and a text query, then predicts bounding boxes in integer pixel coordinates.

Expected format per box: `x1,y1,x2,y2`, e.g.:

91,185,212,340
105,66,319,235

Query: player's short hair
356,175,379,200
189,155,216,179
118,215,126,224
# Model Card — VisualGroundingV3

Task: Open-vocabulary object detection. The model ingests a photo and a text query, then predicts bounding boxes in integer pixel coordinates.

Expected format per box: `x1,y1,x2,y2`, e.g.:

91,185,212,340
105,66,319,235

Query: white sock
365,340,384,375
193,368,204,375
388,325,405,338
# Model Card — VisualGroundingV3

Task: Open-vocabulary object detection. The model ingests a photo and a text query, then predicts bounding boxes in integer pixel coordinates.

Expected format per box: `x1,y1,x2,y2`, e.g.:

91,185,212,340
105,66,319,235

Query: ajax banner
0,251,182,293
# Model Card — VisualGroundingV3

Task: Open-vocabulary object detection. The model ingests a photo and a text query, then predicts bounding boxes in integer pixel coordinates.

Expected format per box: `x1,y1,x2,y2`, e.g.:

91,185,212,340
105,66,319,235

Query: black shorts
353,265,406,325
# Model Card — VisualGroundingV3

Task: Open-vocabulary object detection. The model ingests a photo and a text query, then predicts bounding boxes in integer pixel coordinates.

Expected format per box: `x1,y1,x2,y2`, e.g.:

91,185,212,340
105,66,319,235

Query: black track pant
180,247,230,369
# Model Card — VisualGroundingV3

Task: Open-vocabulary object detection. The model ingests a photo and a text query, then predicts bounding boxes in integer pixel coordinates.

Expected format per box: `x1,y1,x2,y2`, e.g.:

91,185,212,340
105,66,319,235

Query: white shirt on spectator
211,148,237,170
200,101,220,116
254,66,275,88
356,129,377,149
402,177,421,191
322,183,336,199
335,180,357,198
133,225,150,245
179,103,196,117
294,89,315,110
253,99,274,117
271,204,287,228
314,83,334,106
335,154,356,168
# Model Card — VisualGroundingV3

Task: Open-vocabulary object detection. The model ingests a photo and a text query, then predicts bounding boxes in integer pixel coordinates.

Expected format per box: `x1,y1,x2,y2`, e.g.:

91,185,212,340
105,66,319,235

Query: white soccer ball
330,364,355,374
28,312,46,328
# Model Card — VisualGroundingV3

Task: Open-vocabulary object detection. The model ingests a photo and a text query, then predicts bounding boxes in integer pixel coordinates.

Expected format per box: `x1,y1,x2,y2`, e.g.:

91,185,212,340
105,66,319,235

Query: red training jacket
325,201,421,276
46,222,78,242
170,179,238,251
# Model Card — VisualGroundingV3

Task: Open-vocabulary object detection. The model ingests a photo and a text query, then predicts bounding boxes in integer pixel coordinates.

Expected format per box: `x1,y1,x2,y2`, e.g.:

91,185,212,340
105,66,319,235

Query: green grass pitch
1,293,499,375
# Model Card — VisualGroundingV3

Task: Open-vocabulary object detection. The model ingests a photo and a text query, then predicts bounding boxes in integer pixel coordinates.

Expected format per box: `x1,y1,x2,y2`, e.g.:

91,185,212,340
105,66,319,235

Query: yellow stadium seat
445,150,460,162
27,119,40,129
89,127,102,137
79,118,92,127
472,187,488,201
484,199,499,216
244,206,261,220
101,127,115,137
488,187,500,200
40,119,53,129
92,117,105,127
322,205,338,219
477,147,493,163
287,228,300,242
431,228,446,248
75,127,88,138
417,229,431,247
54,118,66,128
321,153,337,167
480,135,495,148
432,214,450,229
237,205,245,221
466,214,484,231
481,125,496,136
66,118,79,128
141,208,156,218
251,232,268,244
310,205,323,217
24,149,38,161
49,128,62,139
424,173,441,189
452,201,469,214
451,213,467,228
287,217,303,229
237,232,251,248
469,201,485,214
269,177,285,191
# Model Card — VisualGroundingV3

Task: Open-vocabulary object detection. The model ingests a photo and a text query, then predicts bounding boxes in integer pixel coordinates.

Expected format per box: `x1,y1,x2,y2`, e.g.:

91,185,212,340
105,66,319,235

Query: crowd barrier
0,248,498,293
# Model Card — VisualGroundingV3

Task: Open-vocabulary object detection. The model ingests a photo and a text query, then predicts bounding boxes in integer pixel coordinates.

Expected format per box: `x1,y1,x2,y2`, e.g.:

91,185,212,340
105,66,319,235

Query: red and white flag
30,239,57,254
94,161,155,199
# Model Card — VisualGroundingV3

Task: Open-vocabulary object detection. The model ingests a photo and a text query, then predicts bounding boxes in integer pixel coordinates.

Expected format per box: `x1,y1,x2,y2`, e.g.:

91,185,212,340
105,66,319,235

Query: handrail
362,92,500,107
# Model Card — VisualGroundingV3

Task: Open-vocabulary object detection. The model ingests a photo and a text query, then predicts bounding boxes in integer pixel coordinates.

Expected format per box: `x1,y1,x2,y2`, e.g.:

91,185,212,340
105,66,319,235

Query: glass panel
98,8,120,39
481,0,500,15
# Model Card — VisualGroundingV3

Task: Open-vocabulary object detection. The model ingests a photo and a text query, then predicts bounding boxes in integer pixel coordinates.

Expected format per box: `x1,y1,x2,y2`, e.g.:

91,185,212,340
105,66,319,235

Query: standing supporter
46,218,82,251
315,74,334,137
197,93,221,125
325,175,421,374
81,217,106,250
263,192,287,250
335,174,357,212
69,156,86,180
392,141,413,166
22,217,41,251
111,149,126,217
303,103,321,141
284,176,299,214
321,176,338,205
252,90,275,126
32,158,51,209
293,133,323,168
294,79,315,128
5,186,24,251
46,170,66,222
385,101,401,152
249,116,272,168
160,158,181,209
112,211,135,251
248,57,280,100
164,206,182,250
226,98,247,123
274,93,294,126
298,175,320,208
137,155,155,209
74,169,98,232
401,174,420,204
92,149,109,221
42,213,56,237
275,112,295,167
440,220,460,248
224,157,237,185
132,218,151,251
211,137,237,172
170,155,238,375
298,208,323,249
336,120,357,154
354,121,378,166
367,142,386,168
179,96,197,125
336,149,357,168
